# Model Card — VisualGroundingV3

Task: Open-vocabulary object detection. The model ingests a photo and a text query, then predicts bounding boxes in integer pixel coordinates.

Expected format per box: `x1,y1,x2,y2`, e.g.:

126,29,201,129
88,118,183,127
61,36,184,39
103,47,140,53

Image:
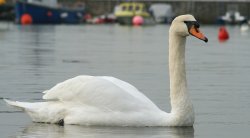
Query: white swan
4,14,208,127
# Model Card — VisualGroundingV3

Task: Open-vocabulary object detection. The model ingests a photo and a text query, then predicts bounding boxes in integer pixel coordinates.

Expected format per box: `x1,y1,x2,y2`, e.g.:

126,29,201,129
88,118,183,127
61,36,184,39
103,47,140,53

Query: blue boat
15,0,85,24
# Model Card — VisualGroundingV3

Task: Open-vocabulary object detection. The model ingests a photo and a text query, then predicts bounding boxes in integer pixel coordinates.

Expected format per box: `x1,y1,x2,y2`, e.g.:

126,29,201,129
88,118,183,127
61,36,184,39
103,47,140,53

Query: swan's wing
99,76,155,105
43,75,160,112
43,75,94,101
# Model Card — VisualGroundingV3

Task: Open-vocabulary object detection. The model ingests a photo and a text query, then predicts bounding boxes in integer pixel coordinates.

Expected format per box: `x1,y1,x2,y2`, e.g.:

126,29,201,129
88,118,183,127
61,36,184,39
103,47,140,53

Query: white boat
149,4,175,24
217,11,247,25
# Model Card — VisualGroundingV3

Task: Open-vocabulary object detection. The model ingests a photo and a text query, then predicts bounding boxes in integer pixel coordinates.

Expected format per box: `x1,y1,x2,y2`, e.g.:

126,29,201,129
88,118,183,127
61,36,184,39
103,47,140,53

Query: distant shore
79,0,250,24
3,0,250,24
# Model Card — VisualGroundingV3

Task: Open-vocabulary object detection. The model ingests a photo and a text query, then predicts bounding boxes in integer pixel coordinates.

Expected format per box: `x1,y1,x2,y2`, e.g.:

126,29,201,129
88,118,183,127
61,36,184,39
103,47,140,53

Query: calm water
0,23,250,138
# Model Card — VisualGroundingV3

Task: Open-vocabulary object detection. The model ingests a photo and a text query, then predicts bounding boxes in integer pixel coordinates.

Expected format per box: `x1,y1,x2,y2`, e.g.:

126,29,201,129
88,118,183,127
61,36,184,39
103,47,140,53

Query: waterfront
0,24,250,137
3,0,250,24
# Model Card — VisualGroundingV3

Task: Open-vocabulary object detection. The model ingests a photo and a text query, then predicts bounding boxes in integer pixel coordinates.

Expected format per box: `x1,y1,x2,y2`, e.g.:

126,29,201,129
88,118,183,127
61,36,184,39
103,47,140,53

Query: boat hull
116,17,133,25
15,1,85,24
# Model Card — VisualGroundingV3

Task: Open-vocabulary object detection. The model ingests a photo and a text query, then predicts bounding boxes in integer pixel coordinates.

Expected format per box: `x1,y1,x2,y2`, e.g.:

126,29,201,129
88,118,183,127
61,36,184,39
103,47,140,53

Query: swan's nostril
195,28,199,33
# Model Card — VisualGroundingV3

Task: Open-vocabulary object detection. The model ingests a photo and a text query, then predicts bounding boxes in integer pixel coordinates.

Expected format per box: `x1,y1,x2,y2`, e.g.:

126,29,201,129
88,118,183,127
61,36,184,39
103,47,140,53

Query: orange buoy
218,26,229,42
21,14,33,25
132,16,144,26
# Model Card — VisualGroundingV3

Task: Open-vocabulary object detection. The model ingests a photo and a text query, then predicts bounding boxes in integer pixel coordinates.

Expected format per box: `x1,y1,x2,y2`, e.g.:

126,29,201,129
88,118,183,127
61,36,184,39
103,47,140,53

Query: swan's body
6,76,174,126
5,15,207,127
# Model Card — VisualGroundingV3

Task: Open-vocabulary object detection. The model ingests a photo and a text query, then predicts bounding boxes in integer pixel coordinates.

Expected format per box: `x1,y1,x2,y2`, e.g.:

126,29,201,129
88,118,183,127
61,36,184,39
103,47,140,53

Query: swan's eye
184,21,200,28
184,21,200,33
194,22,200,28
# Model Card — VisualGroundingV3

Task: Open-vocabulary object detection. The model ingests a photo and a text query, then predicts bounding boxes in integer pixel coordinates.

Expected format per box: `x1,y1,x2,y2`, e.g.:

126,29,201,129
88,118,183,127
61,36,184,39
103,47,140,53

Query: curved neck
168,32,194,121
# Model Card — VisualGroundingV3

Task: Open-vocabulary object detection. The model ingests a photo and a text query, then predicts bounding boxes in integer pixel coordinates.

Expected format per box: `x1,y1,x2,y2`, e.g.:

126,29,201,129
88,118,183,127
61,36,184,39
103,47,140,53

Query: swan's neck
168,33,194,124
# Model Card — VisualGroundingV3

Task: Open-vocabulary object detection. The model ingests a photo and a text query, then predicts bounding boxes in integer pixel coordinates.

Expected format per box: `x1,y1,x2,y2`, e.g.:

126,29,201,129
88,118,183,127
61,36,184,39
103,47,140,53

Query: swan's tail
4,99,34,111
4,99,65,124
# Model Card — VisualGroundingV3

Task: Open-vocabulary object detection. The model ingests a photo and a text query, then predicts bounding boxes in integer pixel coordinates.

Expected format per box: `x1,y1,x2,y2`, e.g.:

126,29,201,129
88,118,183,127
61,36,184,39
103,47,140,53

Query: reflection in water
18,25,55,68
16,123,194,138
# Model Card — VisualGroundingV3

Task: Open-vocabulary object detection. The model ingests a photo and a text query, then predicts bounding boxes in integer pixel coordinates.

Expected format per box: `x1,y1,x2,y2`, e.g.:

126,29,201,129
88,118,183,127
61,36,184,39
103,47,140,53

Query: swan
4,14,208,127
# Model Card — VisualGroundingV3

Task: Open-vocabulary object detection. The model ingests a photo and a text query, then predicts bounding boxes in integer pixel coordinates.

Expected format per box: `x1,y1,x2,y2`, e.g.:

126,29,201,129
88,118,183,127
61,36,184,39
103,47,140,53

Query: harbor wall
70,0,250,24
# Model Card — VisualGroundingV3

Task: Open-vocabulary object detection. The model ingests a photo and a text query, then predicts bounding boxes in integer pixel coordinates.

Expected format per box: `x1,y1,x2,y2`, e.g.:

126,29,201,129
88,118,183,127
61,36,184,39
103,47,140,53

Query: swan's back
43,75,160,112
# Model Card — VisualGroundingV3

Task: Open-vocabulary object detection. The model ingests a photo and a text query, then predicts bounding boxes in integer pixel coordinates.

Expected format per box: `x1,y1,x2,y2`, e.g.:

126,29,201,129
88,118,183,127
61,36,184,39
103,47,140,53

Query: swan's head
170,14,208,42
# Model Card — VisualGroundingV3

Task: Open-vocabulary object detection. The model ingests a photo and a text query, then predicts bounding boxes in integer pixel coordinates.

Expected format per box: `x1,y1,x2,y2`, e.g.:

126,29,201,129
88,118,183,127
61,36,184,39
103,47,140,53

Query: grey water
0,23,249,138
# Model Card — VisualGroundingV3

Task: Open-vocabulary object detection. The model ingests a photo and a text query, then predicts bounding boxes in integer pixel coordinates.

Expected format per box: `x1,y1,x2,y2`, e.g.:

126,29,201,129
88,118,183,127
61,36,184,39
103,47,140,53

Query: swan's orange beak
189,26,208,43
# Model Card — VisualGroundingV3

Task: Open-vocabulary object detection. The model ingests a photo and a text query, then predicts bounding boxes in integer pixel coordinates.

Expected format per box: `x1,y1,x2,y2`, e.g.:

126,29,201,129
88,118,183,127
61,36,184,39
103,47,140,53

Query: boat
0,1,15,21
149,3,175,24
90,13,117,24
217,11,247,25
114,2,155,25
15,0,85,24
0,0,5,5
